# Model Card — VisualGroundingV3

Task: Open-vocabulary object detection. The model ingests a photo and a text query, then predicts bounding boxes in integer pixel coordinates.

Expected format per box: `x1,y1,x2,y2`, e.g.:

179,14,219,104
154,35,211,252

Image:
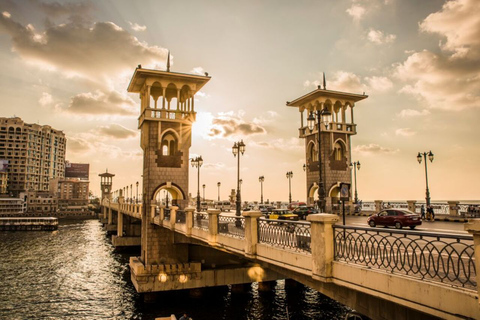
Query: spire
166,50,170,72
323,72,326,90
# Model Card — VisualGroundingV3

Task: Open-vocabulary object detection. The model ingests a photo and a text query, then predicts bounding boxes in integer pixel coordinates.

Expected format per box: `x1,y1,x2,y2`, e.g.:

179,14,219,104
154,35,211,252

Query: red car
367,209,422,229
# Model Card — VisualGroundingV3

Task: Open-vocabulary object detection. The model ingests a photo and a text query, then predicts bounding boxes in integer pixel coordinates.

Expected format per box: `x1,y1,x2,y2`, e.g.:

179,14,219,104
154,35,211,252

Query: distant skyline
0,0,479,202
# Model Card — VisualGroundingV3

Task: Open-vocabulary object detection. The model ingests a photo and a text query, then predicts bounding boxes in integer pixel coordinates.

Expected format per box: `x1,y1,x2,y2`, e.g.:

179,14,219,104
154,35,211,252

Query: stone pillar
103,205,107,220
465,220,480,301
243,210,262,258
307,213,339,281
108,207,113,224
374,200,383,212
407,200,416,213
185,207,195,236
207,208,221,245
448,201,460,216
170,206,178,230
117,212,124,236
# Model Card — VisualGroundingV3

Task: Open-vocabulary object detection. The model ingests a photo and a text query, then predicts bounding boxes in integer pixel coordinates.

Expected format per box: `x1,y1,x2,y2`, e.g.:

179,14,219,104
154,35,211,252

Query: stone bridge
101,200,480,320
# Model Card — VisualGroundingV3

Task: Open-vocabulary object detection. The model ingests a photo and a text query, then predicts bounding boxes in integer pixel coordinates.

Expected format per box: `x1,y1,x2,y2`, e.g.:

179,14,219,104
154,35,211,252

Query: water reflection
0,220,349,319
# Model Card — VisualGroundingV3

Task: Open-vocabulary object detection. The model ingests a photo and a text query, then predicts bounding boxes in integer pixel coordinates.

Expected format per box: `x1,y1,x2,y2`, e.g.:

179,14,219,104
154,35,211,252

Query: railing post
374,200,383,212
158,205,164,220
207,208,221,245
243,211,262,258
307,214,339,281
465,220,480,301
407,200,416,213
170,206,178,230
185,207,195,236
448,201,460,216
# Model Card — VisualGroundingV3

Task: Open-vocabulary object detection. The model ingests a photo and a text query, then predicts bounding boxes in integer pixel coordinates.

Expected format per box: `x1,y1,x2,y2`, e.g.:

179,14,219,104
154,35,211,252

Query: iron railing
218,215,245,238
333,225,476,288
176,210,186,224
193,212,209,230
164,208,171,221
258,218,311,253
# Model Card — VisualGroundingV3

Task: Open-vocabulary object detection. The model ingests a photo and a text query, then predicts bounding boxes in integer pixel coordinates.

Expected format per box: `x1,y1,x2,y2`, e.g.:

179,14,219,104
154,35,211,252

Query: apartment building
0,117,66,196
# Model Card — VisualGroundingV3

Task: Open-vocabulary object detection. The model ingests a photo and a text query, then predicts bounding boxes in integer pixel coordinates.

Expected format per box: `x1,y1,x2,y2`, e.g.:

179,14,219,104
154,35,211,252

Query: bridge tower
287,86,367,212
99,170,115,201
128,64,210,265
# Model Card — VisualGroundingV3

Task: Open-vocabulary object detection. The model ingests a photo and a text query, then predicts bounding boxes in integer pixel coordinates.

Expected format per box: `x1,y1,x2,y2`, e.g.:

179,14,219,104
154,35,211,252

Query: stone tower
287,87,367,212
98,170,115,201
128,65,210,265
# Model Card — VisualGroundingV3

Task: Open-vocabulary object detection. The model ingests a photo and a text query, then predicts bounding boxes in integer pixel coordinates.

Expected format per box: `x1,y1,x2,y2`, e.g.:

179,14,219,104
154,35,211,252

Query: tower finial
166,50,170,72
323,72,326,90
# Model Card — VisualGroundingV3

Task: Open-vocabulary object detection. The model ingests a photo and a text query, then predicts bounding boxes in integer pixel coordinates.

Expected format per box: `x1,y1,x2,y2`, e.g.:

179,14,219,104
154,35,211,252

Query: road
344,215,467,234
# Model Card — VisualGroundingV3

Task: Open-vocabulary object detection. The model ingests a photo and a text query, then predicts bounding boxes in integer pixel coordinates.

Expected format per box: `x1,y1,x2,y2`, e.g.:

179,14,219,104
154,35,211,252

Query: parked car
267,209,299,221
367,209,422,229
292,206,318,220
215,201,232,212
287,201,307,211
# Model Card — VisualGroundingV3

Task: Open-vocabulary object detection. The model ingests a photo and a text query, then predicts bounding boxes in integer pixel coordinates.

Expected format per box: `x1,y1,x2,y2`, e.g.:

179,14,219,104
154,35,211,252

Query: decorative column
307,214,339,281
117,211,124,237
465,220,480,301
185,206,195,236
243,210,262,258
207,208,221,245
169,206,178,231
448,201,460,216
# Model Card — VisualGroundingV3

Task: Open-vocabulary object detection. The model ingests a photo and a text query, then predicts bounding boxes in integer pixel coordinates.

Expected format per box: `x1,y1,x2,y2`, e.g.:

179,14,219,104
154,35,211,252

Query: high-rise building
0,117,66,196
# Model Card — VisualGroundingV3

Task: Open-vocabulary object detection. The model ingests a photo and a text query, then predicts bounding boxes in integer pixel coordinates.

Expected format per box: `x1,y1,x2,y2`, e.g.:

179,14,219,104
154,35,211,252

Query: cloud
95,124,138,139
209,117,266,138
252,111,279,125
346,5,366,21
128,21,146,32
67,90,136,116
396,109,430,118
191,66,208,75
0,14,168,82
367,28,396,44
67,136,91,153
250,137,303,152
203,162,226,170
329,71,364,93
395,0,480,110
354,143,399,155
420,0,480,59
364,76,393,92
38,92,53,106
66,133,140,159
395,128,416,137
35,0,93,18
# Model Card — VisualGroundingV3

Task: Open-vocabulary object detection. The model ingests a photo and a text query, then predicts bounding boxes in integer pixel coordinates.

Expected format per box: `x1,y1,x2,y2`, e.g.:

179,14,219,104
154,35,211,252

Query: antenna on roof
166,50,170,72
323,72,326,90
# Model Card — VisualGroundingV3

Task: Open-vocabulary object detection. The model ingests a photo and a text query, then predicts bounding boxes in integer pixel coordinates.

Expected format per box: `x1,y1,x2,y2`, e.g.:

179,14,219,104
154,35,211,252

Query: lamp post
259,176,264,204
126,185,128,203
307,107,332,212
417,151,434,206
217,182,221,201
286,171,293,204
191,156,203,212
202,184,206,201
232,140,246,217
349,161,361,204
130,184,133,203
136,181,139,204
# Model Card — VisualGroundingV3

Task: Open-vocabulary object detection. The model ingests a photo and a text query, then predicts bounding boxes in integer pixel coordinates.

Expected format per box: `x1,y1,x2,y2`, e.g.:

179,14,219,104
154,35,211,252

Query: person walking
420,205,425,220
427,205,435,221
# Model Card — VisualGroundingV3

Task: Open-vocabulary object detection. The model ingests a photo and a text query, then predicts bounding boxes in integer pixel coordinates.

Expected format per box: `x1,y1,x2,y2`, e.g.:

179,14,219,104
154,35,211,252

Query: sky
0,0,479,202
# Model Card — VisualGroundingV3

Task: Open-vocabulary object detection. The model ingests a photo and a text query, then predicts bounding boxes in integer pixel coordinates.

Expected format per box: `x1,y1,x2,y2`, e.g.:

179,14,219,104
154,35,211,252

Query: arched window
334,142,344,161
161,133,177,156
308,142,318,162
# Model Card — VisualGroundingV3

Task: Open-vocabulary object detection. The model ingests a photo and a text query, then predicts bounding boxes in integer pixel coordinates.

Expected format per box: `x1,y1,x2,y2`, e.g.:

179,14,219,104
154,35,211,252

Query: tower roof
99,172,115,177
286,88,368,108
127,67,211,93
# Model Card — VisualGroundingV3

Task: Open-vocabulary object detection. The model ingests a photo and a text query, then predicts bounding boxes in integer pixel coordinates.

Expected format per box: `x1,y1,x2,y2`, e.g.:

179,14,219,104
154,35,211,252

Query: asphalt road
343,215,467,234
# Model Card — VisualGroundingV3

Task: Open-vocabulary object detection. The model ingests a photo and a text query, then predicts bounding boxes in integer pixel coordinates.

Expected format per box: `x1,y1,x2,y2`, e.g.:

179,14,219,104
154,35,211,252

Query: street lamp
202,184,206,201
307,106,332,212
417,151,434,206
232,140,246,217
130,184,133,203
349,161,361,204
126,185,129,203
136,181,139,204
191,156,203,212
259,176,264,204
286,171,293,204
217,182,221,201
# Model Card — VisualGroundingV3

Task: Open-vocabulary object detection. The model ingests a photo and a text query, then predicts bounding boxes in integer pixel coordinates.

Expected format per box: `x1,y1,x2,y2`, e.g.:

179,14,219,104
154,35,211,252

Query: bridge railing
194,212,209,231
258,219,311,253
218,215,245,238
333,225,476,289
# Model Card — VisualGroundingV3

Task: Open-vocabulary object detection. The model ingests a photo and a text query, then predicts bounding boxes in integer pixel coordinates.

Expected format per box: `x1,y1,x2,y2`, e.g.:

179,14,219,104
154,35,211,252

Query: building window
334,142,344,161
161,133,177,156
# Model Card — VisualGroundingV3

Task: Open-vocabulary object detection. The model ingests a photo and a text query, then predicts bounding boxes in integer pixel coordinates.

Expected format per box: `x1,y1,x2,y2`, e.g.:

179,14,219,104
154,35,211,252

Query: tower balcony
138,108,196,128
299,122,357,138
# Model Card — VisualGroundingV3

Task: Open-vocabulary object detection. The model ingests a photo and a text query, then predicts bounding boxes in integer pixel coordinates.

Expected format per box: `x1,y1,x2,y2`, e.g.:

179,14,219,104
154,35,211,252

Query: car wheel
409,226,416,230
368,220,376,227
395,222,402,229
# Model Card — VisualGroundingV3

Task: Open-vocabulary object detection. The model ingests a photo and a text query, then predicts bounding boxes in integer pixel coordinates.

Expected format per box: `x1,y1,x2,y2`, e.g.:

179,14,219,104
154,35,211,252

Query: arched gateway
127,64,210,265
